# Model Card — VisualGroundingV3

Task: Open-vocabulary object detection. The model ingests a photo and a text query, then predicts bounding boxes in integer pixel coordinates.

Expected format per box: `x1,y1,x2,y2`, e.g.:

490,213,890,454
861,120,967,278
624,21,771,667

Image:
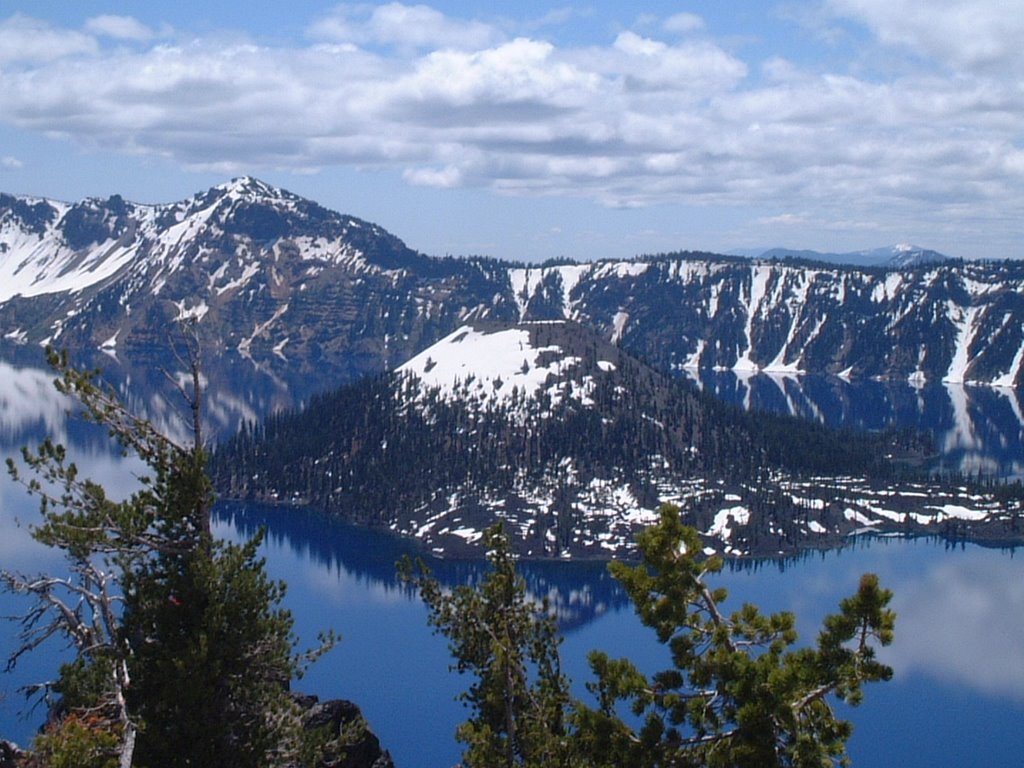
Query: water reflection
0,343,326,446
3,347,1024,478
686,369,1024,478
5,444,1024,766
215,502,628,631
220,499,1024,709
242,509,1024,768
884,548,1024,701
0,360,70,444
4,351,1024,764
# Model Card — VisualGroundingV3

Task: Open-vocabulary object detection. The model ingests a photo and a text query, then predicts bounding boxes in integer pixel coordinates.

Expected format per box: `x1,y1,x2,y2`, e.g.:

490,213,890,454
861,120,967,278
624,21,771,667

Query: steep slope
1,179,1022,390
209,320,1022,561
0,178,517,379
507,256,1024,387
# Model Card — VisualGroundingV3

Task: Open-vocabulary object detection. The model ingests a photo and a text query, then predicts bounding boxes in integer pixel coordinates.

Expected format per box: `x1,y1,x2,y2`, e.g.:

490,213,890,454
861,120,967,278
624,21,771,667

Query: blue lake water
217,507,1024,768
6,495,1024,766
2,354,1024,765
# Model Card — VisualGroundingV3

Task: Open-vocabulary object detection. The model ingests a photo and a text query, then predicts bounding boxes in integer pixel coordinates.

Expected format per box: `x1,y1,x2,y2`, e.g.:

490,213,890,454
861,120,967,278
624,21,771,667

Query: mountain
1,179,1023,392
0,177,516,379
740,244,954,269
210,320,1022,559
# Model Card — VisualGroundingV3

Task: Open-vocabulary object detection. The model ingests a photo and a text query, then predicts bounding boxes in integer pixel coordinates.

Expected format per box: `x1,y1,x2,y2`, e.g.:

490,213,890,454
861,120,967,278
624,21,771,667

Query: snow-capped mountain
212,320,1021,559
736,244,954,269
1,179,1022,390
0,177,514,377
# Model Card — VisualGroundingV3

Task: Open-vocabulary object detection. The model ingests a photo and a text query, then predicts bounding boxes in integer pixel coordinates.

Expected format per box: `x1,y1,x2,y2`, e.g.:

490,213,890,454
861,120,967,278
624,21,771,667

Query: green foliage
411,507,895,768
123,532,301,768
399,524,576,768
28,713,121,768
3,344,332,767
574,505,895,768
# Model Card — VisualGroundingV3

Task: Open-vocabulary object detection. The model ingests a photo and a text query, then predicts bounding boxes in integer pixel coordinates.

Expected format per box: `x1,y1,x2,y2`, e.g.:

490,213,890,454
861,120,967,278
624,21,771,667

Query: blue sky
0,1,1021,262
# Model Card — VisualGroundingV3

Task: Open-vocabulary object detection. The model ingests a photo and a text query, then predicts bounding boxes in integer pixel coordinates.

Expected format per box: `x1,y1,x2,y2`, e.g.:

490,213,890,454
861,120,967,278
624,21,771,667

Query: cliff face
506,258,1024,387
2,179,1023,391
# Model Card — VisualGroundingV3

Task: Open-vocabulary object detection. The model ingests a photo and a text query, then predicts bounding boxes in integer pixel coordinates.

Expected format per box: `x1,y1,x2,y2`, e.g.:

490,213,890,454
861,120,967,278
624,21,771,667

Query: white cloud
758,213,808,225
828,0,1024,73
394,38,597,110
0,14,96,64
85,14,154,41
1,156,22,169
0,4,1020,253
403,164,462,187
663,12,705,35
605,32,747,94
309,2,499,51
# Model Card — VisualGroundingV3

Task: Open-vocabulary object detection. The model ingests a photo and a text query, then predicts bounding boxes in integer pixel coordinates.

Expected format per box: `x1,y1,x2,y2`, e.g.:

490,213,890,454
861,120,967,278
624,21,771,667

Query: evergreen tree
575,504,895,768
3,345,330,767
400,524,576,768
409,507,895,768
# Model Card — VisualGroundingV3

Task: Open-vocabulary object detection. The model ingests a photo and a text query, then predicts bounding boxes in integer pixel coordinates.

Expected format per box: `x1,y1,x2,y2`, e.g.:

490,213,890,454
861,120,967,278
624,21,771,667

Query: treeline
210,354,915,534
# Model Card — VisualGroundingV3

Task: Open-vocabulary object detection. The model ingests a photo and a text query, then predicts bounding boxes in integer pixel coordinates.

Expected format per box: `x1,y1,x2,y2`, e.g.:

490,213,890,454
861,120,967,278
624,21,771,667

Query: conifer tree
409,507,895,768
574,504,895,768
400,524,576,768
3,344,328,767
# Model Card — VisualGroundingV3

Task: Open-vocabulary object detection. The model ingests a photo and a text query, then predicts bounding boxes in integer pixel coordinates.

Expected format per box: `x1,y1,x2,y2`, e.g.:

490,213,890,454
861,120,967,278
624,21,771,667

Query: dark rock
0,740,24,768
292,694,395,768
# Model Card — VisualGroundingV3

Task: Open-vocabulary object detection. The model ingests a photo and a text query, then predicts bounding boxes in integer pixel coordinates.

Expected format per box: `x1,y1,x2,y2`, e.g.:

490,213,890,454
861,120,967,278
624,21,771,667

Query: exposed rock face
292,694,395,768
2,178,1023,391
0,740,24,768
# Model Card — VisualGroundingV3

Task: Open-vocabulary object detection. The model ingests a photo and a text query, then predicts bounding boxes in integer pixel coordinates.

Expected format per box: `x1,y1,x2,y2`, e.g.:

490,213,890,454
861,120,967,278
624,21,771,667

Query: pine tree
399,524,576,768
574,504,895,768
408,507,895,768
3,343,330,767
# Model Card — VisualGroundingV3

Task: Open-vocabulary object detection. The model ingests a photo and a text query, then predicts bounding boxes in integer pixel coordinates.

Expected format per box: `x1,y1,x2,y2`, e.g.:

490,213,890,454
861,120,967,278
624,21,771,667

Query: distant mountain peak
733,243,954,269
215,176,289,202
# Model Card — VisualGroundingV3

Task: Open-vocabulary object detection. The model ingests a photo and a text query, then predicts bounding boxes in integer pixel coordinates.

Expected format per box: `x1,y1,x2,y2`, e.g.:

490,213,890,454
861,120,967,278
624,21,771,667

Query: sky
0,1,1021,263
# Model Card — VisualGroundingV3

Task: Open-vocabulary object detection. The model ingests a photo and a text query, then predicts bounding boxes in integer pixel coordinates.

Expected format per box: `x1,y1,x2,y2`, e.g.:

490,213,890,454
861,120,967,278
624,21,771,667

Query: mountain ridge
729,244,955,269
1,178,1023,390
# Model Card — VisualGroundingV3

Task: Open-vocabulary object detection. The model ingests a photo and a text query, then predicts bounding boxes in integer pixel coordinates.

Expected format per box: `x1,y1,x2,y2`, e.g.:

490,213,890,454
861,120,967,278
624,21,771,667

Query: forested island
211,322,1022,560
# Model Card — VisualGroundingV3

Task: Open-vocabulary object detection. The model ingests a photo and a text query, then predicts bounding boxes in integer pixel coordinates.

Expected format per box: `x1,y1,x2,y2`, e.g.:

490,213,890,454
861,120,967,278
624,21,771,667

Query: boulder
0,740,24,768
292,694,395,768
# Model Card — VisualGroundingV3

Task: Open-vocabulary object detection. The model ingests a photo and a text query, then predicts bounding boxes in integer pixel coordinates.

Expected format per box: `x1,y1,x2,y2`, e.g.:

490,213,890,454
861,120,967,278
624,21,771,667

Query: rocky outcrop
0,741,24,768
1,697,395,768
291,694,395,768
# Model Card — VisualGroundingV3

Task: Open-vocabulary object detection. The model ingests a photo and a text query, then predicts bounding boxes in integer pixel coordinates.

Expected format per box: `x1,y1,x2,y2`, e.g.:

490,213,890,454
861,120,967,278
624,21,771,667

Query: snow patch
706,505,750,540
611,311,629,344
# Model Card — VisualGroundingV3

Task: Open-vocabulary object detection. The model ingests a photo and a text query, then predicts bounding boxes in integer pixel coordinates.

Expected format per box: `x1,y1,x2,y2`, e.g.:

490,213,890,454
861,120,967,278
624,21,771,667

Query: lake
218,506,1024,768
2,352,1024,765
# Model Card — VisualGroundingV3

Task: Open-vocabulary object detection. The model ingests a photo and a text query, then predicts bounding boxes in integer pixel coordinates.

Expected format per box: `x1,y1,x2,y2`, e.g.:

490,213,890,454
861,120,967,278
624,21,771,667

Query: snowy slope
398,322,615,413
0,178,512,379
0,178,381,306
504,256,1024,387
2,180,1023,389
